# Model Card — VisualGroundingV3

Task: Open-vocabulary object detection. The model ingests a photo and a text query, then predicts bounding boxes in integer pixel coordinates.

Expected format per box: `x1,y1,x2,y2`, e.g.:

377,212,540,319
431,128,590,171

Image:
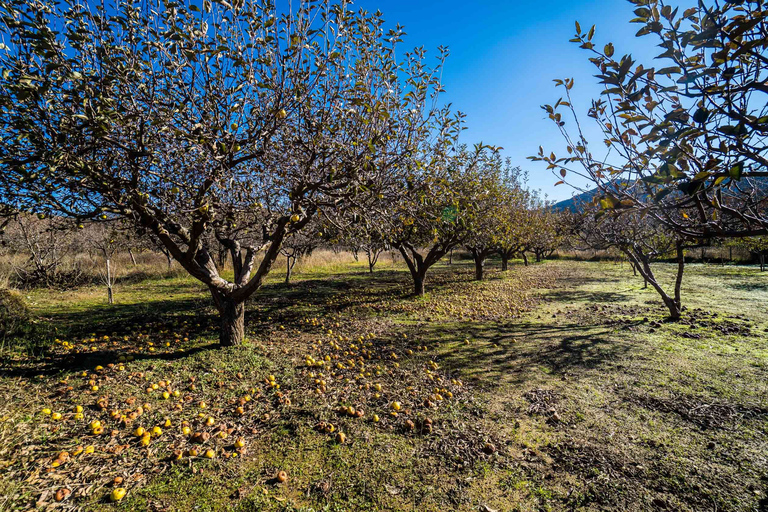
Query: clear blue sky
357,0,661,201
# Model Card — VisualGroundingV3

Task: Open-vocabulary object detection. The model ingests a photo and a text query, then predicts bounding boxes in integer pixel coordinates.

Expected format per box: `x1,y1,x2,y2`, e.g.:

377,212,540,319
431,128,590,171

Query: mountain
553,189,599,212
553,176,768,212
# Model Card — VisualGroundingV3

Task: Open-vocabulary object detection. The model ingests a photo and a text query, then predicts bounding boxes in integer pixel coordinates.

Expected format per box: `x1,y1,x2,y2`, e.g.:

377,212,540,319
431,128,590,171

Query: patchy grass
0,259,766,511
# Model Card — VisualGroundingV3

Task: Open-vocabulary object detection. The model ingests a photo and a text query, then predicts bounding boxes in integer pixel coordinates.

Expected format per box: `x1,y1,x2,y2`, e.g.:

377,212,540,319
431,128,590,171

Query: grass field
1,257,767,511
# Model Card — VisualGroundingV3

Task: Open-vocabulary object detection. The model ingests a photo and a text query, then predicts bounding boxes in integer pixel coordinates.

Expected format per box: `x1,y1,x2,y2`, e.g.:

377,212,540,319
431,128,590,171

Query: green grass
0,258,766,511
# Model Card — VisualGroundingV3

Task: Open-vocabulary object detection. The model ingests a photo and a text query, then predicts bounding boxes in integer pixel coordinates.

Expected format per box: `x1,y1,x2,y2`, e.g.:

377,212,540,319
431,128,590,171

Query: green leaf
729,162,743,180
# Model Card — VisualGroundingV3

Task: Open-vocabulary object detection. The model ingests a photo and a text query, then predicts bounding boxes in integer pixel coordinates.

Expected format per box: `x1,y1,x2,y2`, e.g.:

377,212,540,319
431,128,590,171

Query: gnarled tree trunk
285,255,297,284
468,247,493,281
622,242,685,320
397,243,448,297
218,295,245,347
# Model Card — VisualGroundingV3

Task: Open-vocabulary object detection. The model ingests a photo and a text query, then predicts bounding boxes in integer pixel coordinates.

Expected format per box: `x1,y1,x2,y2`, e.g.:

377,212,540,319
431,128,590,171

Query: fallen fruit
276,470,288,483
110,488,126,502
54,488,71,502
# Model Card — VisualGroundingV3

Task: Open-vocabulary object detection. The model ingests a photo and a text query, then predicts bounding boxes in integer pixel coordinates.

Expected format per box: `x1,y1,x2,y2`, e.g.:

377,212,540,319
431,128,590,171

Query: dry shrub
0,288,31,339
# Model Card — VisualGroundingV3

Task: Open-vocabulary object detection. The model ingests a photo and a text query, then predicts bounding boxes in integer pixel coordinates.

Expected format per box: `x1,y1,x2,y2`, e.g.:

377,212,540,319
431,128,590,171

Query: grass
0,257,766,511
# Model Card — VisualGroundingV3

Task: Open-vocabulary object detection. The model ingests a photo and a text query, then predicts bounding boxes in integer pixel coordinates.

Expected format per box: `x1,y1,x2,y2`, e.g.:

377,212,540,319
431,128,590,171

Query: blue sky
357,0,662,201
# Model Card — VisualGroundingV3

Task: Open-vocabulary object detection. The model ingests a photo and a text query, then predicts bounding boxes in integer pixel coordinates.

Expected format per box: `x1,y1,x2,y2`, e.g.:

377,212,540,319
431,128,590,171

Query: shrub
0,288,31,339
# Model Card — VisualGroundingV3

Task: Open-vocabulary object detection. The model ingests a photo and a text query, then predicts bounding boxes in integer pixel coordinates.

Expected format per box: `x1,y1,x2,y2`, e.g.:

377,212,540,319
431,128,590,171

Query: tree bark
128,248,137,266
397,244,443,297
501,254,509,271
219,296,245,346
413,272,426,296
469,248,488,280
521,252,529,266
160,248,173,270
474,255,484,280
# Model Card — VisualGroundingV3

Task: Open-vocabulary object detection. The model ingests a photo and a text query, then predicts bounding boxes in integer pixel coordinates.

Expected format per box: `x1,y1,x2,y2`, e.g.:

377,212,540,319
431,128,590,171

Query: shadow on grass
418,319,640,389
0,265,468,377
538,289,631,304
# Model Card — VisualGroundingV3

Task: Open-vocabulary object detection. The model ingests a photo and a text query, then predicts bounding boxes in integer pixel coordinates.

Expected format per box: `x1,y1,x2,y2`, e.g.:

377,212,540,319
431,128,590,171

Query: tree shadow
538,289,632,304
417,319,639,389
726,281,768,293
2,265,470,377
0,341,221,378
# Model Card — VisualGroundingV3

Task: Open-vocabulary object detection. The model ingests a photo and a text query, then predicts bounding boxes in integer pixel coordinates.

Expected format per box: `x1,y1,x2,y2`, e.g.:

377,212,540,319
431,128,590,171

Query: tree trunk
106,257,114,304
413,271,426,296
285,256,295,284
760,253,765,271
128,248,137,266
673,242,685,317
398,245,429,296
501,254,509,271
449,249,453,265
521,252,528,266
162,249,172,270
218,248,228,269
472,252,485,281
366,248,379,273
219,297,245,346
624,247,682,321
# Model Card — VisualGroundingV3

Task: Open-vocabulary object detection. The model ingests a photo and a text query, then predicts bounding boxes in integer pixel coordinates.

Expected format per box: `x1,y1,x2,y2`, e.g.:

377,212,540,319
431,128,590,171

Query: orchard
0,0,766,510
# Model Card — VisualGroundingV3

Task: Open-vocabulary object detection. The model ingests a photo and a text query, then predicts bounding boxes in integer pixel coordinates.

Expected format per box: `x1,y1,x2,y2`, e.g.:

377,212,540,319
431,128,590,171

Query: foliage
385,143,505,294
532,0,768,240
0,0,448,344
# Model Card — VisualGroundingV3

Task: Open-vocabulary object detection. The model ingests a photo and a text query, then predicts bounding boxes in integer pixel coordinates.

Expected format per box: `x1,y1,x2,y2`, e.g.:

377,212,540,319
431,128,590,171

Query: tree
492,168,531,271
524,194,565,263
82,222,128,304
341,219,389,273
387,143,501,295
462,157,511,280
729,236,768,271
571,206,693,319
532,0,768,242
0,214,79,288
280,221,322,284
0,0,446,345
